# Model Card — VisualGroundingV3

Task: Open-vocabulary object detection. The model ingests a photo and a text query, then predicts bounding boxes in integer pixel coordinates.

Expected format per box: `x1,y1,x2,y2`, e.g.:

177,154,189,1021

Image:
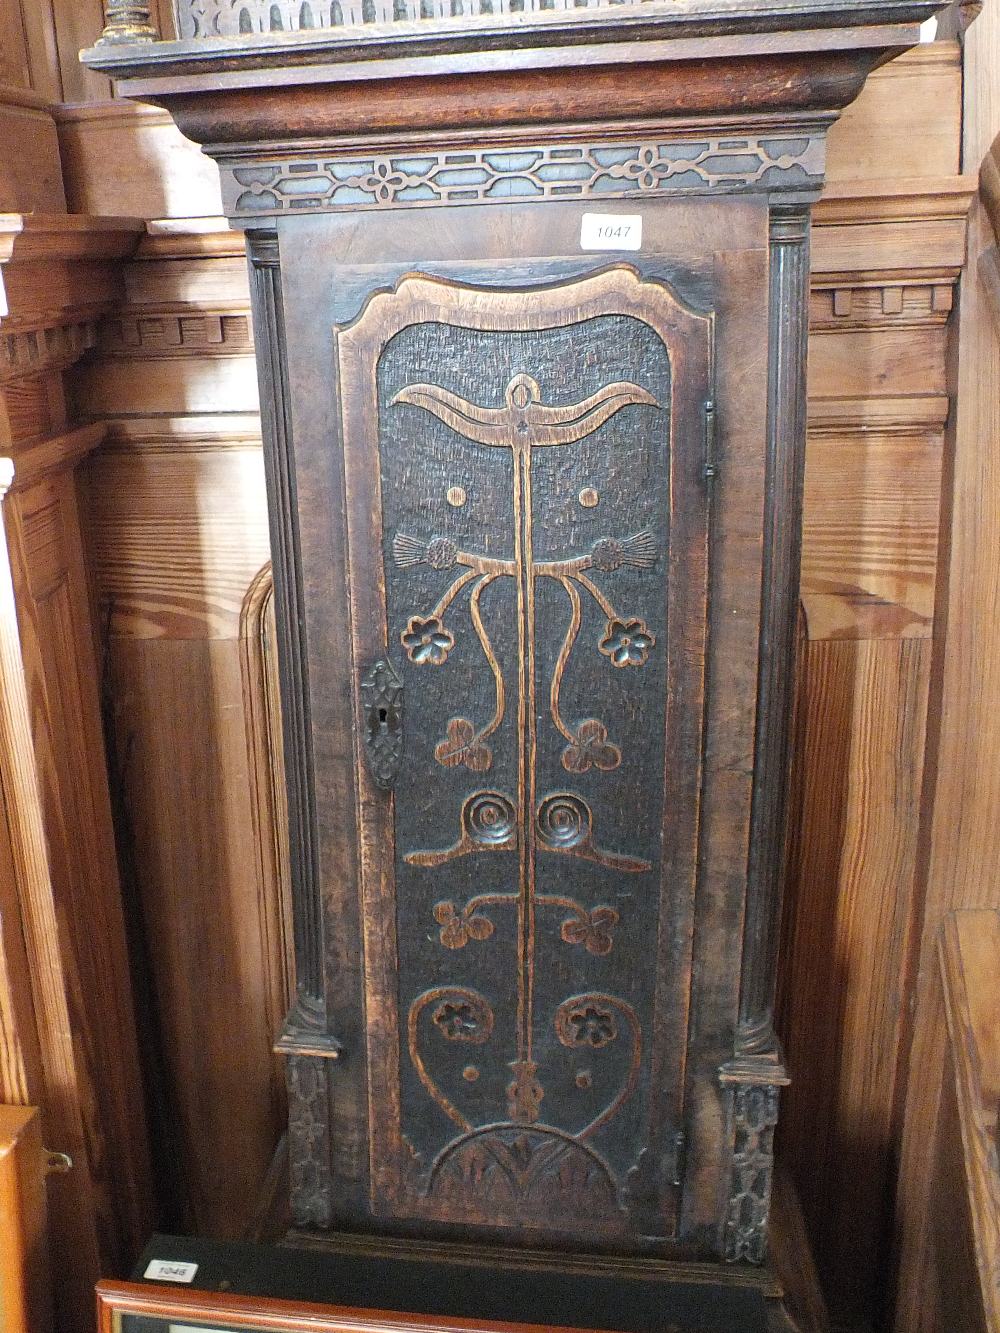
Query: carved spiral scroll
405,790,517,867
536,792,651,873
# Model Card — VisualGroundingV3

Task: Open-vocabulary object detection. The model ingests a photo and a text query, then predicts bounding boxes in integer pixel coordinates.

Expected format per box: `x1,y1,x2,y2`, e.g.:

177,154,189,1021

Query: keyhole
377,706,389,730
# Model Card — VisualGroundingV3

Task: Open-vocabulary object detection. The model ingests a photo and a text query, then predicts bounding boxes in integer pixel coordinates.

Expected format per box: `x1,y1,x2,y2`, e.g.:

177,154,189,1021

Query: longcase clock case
253,197,778,1260
84,0,943,1281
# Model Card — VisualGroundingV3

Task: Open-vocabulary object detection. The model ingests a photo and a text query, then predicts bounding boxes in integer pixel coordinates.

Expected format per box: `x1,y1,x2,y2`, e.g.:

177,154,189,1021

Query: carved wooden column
97,1,157,44
85,0,951,1291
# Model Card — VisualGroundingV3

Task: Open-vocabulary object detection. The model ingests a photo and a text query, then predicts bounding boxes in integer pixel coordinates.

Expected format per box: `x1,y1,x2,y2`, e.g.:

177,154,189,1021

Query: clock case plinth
85,0,944,1276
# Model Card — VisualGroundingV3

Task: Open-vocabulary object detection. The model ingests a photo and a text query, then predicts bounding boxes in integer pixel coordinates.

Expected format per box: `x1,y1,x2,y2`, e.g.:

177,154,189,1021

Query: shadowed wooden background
0,4,994,1331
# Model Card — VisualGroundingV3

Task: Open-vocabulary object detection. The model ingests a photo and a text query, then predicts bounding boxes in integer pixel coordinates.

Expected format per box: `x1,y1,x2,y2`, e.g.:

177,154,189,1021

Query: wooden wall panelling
0,1103,54,1333
931,911,1000,1333
0,86,64,213
778,637,932,1325
0,215,153,1332
781,167,971,1324
47,0,111,104
77,222,286,1238
893,4,1000,1327
0,0,63,101
240,564,295,1057
0,449,103,1332
825,42,961,183
56,103,224,220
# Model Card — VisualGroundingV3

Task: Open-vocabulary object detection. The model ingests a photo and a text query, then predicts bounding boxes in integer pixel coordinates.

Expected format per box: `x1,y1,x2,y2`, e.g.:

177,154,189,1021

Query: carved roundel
463,791,517,847
536,792,592,850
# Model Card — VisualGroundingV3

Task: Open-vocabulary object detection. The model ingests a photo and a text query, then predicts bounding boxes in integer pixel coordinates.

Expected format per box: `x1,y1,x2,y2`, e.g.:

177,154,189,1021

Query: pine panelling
107,635,288,1236
801,426,943,640
74,220,285,1236
47,0,110,104
4,467,154,1292
57,102,224,219
932,912,1000,1333
0,462,103,1332
893,4,1000,1325
0,1104,53,1333
807,324,947,399
826,43,961,183
75,355,260,416
787,59,968,1332
86,443,270,638
0,90,64,214
778,637,931,1327
0,217,153,1332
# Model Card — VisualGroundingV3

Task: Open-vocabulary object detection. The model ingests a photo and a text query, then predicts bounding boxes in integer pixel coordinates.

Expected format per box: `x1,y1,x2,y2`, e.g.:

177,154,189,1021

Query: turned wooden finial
97,0,158,42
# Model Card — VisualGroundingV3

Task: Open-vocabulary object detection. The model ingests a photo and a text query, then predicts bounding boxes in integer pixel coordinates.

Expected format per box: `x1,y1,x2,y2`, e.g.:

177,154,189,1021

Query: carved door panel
339,264,713,1247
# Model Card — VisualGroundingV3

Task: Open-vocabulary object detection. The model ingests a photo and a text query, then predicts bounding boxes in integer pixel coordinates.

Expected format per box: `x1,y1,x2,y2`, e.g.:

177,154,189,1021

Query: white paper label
580,213,642,251
144,1258,199,1283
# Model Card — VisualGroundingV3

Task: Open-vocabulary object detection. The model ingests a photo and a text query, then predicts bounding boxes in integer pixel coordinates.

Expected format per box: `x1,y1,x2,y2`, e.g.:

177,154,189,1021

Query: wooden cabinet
85,0,948,1280
244,196,779,1260
273,206,756,1253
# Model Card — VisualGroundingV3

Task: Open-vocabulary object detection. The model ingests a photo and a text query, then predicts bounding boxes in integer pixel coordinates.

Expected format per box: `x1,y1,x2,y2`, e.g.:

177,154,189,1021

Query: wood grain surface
0,217,154,1332
0,1104,52,1333
930,911,1000,1333
892,6,1000,1328
778,637,931,1323
0,14,963,1329
63,43,970,1320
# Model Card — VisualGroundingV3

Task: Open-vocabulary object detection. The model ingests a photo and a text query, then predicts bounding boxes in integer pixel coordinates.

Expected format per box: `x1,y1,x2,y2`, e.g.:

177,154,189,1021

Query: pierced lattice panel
177,0,656,38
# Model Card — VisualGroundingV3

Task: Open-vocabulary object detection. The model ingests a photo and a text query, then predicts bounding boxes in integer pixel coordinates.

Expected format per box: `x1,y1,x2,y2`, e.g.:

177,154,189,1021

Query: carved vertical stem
97,0,158,42
737,204,811,1058
247,231,325,1028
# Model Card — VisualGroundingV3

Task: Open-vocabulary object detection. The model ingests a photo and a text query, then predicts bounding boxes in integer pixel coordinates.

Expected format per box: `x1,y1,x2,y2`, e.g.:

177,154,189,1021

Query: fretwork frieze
224,134,825,218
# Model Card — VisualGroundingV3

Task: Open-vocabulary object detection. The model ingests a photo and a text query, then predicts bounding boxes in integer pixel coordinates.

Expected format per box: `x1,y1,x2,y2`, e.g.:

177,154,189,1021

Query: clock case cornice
82,1,943,150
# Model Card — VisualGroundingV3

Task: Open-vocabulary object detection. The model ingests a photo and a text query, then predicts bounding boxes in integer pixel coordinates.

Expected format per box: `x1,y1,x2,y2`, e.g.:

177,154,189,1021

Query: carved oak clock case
85,0,945,1276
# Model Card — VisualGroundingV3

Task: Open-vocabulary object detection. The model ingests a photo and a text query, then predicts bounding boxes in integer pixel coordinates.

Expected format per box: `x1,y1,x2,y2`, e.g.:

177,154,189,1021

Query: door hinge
671,1128,687,1187
703,398,718,485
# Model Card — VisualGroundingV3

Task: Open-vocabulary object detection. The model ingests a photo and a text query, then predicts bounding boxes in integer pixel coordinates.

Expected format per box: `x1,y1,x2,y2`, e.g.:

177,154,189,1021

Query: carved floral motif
559,1003,619,1049
401,614,454,664
561,718,622,774
560,906,620,956
433,900,495,950
434,716,492,771
599,617,655,667
433,1000,488,1041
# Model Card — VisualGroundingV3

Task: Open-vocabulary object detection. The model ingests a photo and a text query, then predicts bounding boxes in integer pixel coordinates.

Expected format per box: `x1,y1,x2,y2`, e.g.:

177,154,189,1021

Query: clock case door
269,199,771,1257
345,262,712,1250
